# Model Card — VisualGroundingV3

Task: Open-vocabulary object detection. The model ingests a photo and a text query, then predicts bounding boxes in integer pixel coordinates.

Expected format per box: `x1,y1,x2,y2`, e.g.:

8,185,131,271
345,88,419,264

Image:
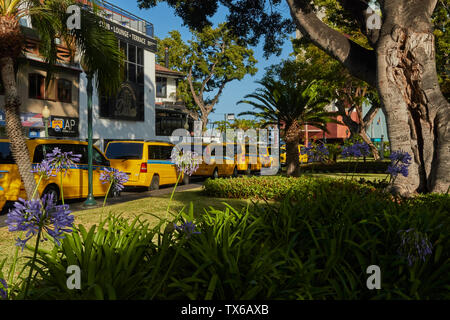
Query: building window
57,79,72,103
99,40,145,121
155,111,185,136
156,77,167,98
29,73,45,99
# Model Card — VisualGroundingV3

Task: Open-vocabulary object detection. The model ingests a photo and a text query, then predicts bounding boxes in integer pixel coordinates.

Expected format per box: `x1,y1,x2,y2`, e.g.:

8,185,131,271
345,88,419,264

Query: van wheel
232,166,238,178
182,174,190,185
149,175,160,191
212,168,219,179
245,167,251,176
42,185,60,205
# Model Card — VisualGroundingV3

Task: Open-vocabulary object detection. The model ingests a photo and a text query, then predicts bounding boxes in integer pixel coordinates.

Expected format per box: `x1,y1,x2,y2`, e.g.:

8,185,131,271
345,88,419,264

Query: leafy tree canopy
140,0,449,98
156,24,257,127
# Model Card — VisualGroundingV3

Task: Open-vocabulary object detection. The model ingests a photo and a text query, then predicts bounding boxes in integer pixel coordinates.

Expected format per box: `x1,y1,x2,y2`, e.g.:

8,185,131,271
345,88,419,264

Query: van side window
93,148,109,166
33,144,88,164
148,146,161,160
0,142,15,164
161,146,173,160
148,145,174,160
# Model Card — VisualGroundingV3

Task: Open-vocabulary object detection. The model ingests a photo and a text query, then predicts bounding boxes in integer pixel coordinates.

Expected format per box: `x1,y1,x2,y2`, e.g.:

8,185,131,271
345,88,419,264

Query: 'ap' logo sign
366,8,381,30
67,5,81,30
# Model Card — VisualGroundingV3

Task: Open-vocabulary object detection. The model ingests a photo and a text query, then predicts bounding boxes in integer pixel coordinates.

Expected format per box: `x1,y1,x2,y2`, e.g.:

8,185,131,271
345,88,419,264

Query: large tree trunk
377,1,449,195
286,141,300,177
0,57,37,199
360,128,380,161
287,0,449,195
285,121,301,177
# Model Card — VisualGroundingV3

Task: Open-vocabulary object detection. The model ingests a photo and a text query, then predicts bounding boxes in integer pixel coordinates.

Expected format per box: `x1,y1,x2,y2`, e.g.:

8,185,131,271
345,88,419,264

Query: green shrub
203,176,383,200
16,181,450,300
300,161,390,173
20,214,160,300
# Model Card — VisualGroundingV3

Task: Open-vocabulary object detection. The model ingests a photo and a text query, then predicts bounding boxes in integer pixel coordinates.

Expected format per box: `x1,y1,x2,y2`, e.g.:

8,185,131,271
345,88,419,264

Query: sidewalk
0,183,203,228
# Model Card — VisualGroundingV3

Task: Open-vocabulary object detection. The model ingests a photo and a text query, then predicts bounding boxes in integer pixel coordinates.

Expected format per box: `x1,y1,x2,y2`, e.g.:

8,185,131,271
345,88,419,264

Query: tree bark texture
288,0,449,195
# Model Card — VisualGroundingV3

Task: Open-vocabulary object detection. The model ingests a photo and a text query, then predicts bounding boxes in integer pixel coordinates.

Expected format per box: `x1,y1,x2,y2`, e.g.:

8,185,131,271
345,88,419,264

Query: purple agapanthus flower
341,142,370,158
5,194,74,250
45,147,81,176
173,221,201,238
0,278,7,300
301,143,329,163
387,150,412,178
398,228,433,266
171,148,200,176
100,168,129,192
31,159,56,179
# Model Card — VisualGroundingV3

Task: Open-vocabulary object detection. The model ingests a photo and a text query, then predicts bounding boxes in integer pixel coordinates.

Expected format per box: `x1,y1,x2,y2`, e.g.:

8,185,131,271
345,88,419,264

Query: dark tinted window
93,148,110,166
29,73,45,99
57,79,72,103
156,77,167,98
105,143,143,160
0,80,5,95
0,142,14,164
148,145,173,160
33,144,87,164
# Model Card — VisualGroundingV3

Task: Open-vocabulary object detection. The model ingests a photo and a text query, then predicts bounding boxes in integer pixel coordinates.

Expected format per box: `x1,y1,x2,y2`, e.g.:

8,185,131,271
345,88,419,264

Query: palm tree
0,0,123,199
238,78,335,176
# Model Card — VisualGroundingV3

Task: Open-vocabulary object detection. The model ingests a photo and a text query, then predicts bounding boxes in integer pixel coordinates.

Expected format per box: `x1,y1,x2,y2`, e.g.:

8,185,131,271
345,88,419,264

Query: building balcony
80,0,154,38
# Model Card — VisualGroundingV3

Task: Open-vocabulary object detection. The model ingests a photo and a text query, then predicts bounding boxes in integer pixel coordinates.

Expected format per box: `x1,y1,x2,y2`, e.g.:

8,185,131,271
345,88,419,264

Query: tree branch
208,78,229,110
362,103,380,129
188,66,206,113
287,0,377,87
337,0,380,46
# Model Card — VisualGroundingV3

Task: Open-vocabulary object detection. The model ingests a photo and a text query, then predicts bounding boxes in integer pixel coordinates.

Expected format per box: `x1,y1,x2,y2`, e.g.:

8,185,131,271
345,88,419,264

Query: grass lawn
0,187,251,279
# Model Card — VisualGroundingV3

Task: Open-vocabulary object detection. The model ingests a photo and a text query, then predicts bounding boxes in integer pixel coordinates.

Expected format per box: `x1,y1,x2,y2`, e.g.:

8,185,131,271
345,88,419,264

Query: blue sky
113,0,295,127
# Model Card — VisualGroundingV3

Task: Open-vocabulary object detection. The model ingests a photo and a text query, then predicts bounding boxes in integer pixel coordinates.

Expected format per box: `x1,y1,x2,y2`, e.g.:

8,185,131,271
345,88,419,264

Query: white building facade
79,2,160,151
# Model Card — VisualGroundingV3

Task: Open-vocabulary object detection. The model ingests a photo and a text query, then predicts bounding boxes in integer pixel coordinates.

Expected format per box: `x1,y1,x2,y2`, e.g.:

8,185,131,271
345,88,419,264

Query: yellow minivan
0,138,111,213
105,140,185,190
280,144,308,165
178,143,238,179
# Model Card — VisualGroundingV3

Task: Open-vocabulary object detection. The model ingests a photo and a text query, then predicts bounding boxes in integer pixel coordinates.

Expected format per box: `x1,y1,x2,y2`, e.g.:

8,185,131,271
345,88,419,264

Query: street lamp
83,74,97,207
42,105,50,138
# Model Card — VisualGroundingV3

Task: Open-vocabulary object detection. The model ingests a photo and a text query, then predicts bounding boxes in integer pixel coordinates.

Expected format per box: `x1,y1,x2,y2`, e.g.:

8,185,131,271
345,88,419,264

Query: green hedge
300,161,390,173
203,176,382,200
17,179,450,300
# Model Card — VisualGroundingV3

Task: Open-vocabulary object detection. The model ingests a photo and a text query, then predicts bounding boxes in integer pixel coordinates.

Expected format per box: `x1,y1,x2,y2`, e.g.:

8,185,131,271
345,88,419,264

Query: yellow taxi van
280,144,308,165
178,143,238,179
105,140,185,190
0,138,111,213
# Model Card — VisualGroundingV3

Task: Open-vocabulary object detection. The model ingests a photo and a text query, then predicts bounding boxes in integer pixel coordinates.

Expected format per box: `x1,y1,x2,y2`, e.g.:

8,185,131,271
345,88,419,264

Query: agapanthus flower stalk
6,194,74,249
301,143,329,163
171,148,200,176
165,149,200,219
45,147,81,205
386,150,412,184
398,228,433,266
0,278,7,300
173,221,201,239
100,168,129,207
6,193,74,299
31,159,57,200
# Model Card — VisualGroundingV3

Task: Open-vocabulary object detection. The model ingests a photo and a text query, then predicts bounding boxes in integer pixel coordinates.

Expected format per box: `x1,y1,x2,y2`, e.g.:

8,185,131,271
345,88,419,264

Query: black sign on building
48,117,79,137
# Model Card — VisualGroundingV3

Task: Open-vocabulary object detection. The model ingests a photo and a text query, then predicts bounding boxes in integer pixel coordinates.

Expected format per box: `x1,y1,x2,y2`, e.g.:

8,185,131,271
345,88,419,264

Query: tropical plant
238,66,335,176
0,0,123,200
156,25,258,130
